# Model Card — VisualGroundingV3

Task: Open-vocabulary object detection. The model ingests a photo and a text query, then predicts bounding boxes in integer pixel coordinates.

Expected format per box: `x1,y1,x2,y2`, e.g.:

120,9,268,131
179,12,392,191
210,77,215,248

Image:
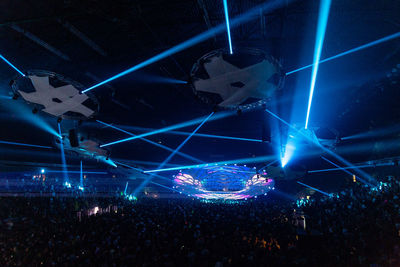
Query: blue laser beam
0,140,52,149
80,161,83,188
163,112,214,164
100,111,233,147
286,31,400,75
114,160,144,172
113,158,180,167
82,0,292,93
46,170,108,174
297,181,331,197
0,54,25,77
223,0,233,54
58,123,69,183
96,120,203,163
144,154,277,173
133,112,214,196
309,162,393,173
305,0,331,129
265,108,376,183
319,156,375,186
149,181,182,194
124,182,129,195
100,124,263,143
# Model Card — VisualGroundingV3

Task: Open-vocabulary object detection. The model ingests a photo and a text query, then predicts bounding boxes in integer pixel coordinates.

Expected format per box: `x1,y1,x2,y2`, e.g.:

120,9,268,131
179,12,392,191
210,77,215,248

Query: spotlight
41,169,45,174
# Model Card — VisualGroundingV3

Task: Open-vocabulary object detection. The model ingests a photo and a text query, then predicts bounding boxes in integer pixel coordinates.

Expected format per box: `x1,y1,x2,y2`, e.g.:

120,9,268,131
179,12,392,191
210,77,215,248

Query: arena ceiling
0,0,399,190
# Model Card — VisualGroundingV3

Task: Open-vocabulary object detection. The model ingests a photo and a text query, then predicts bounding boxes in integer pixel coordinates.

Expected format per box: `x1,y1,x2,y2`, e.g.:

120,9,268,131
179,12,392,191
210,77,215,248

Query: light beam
0,54,25,77
96,120,203,163
100,124,263,143
133,112,214,195
309,162,393,173
46,170,108,174
265,108,376,183
319,156,375,186
143,154,278,173
58,123,69,184
124,182,129,195
305,0,331,129
222,0,233,54
100,111,232,147
297,181,331,196
80,160,83,188
0,140,52,149
286,31,400,75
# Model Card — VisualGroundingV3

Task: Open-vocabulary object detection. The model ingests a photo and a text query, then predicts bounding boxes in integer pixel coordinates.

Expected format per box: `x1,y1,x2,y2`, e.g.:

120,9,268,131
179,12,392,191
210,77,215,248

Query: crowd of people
1,176,400,266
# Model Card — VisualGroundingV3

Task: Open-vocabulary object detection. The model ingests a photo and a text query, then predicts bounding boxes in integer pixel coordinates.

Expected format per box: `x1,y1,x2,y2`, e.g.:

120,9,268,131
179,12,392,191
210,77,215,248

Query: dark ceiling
0,0,399,186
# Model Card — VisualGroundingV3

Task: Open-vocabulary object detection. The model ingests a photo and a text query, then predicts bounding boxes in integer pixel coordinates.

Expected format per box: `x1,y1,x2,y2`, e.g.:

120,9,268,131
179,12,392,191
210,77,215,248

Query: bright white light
41,169,45,174
281,143,296,168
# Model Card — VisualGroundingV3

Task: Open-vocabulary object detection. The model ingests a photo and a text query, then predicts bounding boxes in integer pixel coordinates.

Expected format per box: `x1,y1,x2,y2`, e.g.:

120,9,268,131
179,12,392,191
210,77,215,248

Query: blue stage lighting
0,140,52,149
2,101,60,138
281,143,295,167
162,112,214,164
144,154,276,174
58,123,69,183
101,124,263,143
0,95,12,100
319,156,375,186
133,112,214,196
286,31,400,75
223,0,233,54
0,54,25,77
309,162,394,173
63,181,72,188
101,111,232,147
80,161,83,188
114,160,144,172
149,181,182,194
124,182,129,195
305,0,331,129
41,168,45,173
96,120,203,163
82,0,292,93
46,170,108,174
297,181,331,197
265,108,376,183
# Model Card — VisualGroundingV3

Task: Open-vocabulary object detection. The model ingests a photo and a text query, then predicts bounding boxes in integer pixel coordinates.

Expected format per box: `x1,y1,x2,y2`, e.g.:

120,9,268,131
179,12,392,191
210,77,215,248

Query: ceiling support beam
9,24,71,61
58,19,107,57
